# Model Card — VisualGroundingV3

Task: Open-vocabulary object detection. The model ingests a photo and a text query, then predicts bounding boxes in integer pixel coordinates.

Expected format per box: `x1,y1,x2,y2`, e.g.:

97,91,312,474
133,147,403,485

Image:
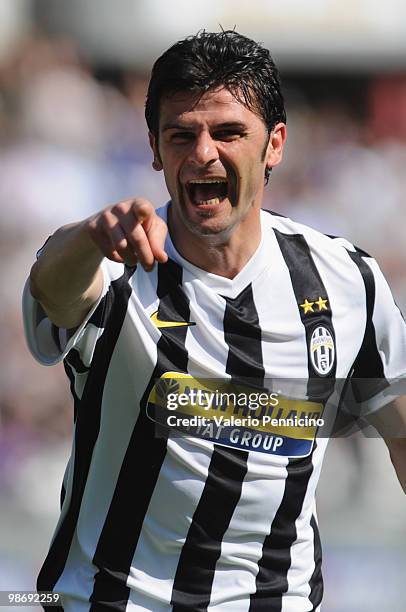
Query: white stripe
182,268,230,378
208,456,289,611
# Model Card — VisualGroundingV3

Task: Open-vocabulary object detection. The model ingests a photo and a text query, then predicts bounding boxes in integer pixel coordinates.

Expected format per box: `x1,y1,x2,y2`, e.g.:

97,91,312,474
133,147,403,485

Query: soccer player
23,30,406,611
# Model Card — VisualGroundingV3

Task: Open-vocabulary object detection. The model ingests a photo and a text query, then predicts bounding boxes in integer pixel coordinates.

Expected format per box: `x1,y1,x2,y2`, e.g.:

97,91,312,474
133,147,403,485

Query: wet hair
145,29,286,137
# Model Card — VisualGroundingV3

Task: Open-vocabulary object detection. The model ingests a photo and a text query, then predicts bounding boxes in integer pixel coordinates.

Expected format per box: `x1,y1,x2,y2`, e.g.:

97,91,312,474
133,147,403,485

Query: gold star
300,298,315,314
315,296,328,311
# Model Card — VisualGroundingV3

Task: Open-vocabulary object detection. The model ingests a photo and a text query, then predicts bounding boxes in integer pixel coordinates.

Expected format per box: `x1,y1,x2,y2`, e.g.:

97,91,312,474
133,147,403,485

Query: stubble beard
174,192,243,247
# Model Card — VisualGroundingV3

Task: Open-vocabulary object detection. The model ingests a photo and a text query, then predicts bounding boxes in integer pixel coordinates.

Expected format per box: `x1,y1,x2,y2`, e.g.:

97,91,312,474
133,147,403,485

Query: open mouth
186,178,228,206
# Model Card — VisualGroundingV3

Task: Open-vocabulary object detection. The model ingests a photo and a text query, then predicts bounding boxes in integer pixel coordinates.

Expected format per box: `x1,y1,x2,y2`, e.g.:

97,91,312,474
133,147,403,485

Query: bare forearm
30,221,104,328
29,198,168,329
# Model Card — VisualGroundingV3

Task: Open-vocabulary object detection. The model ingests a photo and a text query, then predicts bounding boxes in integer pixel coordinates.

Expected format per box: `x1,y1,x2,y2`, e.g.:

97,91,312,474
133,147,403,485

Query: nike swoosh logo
150,310,196,329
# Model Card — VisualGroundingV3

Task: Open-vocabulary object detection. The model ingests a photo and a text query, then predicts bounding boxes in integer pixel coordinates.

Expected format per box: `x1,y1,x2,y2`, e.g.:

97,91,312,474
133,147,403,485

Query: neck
168,207,262,279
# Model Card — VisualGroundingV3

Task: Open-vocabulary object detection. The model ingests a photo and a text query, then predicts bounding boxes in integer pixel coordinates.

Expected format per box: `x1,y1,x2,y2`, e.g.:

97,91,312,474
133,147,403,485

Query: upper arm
23,259,123,367
346,251,406,415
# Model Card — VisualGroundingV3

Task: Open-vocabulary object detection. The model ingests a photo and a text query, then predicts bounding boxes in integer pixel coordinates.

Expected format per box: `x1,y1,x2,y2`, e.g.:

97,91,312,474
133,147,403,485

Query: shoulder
156,202,170,222
261,208,371,264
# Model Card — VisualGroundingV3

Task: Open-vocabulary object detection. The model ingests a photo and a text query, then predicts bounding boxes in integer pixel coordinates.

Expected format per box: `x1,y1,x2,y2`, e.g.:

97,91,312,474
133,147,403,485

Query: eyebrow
161,121,248,132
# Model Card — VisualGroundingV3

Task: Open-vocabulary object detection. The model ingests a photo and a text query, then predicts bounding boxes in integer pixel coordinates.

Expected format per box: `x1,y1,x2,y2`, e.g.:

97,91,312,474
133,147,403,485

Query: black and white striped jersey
23,206,406,612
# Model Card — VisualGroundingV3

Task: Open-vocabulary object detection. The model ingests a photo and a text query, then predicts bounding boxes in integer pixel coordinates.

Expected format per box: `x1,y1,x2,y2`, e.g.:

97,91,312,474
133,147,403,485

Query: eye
170,132,194,143
213,130,245,142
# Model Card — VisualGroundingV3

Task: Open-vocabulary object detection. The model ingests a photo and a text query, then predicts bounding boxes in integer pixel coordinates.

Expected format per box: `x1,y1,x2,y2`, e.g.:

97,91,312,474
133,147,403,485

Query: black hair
145,29,286,138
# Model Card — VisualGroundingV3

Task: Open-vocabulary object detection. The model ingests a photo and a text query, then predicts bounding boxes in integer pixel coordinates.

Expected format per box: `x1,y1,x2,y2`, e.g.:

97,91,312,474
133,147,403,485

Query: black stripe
249,231,335,611
308,514,323,609
63,361,80,424
346,250,387,403
60,482,66,510
37,267,133,607
61,355,87,512
262,208,287,218
222,283,265,384
353,244,372,258
171,285,261,611
65,348,89,374
88,289,113,328
89,259,190,611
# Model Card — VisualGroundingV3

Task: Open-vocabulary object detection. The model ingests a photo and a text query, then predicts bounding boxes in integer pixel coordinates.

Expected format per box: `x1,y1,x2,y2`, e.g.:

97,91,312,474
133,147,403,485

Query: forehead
159,87,264,129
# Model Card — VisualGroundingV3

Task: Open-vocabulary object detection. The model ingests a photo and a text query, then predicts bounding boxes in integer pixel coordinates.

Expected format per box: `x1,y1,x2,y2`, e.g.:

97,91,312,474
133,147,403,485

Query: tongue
193,183,227,203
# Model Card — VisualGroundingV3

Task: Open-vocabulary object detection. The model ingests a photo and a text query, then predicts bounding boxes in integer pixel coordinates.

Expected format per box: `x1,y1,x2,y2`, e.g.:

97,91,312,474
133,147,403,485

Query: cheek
162,163,178,188
240,160,264,193
162,172,176,202
162,166,186,203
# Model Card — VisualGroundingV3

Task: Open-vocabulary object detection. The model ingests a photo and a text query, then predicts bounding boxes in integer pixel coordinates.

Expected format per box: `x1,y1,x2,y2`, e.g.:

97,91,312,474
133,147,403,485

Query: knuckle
111,203,125,217
115,237,128,251
132,199,153,217
100,210,112,225
130,231,146,247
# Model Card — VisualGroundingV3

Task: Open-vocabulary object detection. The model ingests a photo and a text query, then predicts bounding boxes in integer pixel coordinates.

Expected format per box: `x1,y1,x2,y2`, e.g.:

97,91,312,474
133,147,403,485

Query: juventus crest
310,325,335,376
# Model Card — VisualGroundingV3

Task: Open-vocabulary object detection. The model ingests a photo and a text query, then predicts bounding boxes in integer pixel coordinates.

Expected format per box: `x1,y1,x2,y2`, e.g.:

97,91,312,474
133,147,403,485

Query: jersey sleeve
349,252,406,416
22,259,124,367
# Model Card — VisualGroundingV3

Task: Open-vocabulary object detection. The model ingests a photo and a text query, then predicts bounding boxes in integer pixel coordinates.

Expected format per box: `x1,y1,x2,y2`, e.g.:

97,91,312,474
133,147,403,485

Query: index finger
130,198,157,228
130,199,168,263
117,198,168,269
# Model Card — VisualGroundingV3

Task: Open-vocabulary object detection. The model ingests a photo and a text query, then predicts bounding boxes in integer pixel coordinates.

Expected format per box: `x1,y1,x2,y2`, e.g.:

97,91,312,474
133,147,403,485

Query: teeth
195,197,221,205
188,179,227,184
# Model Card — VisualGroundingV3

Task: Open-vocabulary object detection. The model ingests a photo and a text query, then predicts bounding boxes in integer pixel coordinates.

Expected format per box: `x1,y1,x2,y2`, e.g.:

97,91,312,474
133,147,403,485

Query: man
23,30,406,611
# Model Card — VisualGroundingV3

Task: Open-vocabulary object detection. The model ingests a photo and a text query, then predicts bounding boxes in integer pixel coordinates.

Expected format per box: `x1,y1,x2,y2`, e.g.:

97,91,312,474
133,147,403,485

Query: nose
189,131,219,166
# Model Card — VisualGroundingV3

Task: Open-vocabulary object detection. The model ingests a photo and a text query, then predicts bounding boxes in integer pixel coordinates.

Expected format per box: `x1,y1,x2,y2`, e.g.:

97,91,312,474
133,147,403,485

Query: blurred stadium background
1,1,406,610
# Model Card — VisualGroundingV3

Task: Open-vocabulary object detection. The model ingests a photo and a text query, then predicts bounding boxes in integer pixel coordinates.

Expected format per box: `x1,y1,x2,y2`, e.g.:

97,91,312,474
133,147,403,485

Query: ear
265,122,287,170
148,131,163,171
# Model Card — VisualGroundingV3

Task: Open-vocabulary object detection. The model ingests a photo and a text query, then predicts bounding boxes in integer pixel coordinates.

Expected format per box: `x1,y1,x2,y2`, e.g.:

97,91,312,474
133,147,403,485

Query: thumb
146,215,168,263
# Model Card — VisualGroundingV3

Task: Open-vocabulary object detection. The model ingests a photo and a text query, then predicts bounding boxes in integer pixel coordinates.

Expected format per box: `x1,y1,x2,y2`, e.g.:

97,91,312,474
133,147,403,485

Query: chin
184,214,237,243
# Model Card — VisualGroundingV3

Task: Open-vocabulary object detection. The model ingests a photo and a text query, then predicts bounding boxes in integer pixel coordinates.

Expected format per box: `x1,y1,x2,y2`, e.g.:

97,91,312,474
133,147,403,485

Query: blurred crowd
1,34,406,597
0,35,167,494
